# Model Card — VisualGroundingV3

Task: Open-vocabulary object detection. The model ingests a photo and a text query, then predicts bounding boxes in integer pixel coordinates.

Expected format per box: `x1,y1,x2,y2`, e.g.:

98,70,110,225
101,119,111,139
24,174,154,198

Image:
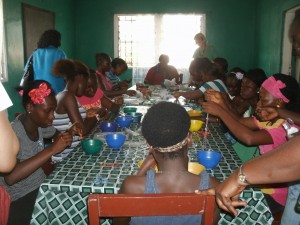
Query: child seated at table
108,58,131,90
212,68,266,117
202,73,300,214
144,54,182,85
52,59,106,161
95,53,136,98
213,57,228,84
207,68,267,144
174,57,227,102
114,102,220,225
0,80,81,225
76,70,122,115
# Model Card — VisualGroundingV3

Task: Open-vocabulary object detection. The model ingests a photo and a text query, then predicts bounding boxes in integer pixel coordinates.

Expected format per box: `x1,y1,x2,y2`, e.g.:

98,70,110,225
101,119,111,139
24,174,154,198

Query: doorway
281,6,300,81
22,4,55,60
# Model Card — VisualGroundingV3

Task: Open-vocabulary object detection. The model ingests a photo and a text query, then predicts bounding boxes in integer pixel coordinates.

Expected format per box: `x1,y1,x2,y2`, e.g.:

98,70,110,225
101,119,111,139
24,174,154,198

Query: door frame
281,6,300,79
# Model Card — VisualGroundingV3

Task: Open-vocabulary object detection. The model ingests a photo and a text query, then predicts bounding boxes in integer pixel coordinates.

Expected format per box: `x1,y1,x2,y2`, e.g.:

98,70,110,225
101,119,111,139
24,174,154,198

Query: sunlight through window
115,14,205,69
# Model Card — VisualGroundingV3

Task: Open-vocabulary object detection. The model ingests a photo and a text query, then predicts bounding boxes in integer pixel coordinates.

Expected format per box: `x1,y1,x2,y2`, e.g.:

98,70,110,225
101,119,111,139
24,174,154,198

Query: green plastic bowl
123,107,137,114
81,139,103,155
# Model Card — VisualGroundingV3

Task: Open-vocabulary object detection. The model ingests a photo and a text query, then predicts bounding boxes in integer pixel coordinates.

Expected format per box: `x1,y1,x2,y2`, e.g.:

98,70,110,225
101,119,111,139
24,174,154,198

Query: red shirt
144,64,178,85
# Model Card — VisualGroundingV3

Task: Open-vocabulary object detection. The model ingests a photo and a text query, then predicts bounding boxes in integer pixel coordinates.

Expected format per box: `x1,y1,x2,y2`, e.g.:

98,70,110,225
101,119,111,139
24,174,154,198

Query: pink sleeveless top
76,88,104,110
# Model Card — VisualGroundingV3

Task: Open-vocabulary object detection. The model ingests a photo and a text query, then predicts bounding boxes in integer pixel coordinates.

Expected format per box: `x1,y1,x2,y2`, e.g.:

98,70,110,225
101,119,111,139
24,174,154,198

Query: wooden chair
88,193,215,225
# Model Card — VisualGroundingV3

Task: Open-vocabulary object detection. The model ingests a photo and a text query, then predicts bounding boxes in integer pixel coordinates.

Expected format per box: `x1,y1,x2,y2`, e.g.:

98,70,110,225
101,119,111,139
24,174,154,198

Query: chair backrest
88,193,215,225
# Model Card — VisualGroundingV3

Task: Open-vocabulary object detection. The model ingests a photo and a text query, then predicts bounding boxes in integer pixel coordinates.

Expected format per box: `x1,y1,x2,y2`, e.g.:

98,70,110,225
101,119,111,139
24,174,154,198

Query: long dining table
30,103,274,225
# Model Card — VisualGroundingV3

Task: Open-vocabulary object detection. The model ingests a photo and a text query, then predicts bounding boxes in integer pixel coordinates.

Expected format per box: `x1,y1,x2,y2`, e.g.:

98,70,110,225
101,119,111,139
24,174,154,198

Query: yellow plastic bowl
190,120,203,132
137,161,205,175
137,160,158,172
188,162,206,175
188,110,202,117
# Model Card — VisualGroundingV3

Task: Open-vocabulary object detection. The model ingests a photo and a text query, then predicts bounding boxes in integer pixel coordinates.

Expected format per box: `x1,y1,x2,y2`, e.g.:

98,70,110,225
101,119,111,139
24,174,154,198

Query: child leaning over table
0,80,82,225
76,70,122,115
114,102,220,225
202,73,300,214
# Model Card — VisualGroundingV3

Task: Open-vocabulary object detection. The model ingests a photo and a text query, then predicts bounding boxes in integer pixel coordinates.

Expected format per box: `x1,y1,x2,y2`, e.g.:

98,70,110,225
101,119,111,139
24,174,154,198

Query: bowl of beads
81,139,103,155
190,120,203,132
105,133,126,149
123,107,137,114
188,162,206,175
197,150,222,169
126,112,143,124
100,121,118,132
188,110,202,117
116,116,132,128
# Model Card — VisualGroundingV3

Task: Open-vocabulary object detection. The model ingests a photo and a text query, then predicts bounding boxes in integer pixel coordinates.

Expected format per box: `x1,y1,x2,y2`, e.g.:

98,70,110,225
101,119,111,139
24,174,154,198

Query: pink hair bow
28,83,51,104
261,76,289,103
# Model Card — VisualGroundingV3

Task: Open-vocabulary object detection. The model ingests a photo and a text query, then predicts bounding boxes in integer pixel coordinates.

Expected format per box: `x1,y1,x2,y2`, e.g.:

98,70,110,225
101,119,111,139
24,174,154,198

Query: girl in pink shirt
202,73,300,214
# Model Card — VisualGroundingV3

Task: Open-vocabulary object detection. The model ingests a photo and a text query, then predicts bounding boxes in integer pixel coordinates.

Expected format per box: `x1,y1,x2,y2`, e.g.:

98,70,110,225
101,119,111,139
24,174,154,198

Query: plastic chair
88,193,215,225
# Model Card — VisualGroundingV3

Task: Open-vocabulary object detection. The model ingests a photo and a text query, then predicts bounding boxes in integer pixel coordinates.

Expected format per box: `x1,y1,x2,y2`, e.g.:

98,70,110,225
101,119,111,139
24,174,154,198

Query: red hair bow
28,83,51,104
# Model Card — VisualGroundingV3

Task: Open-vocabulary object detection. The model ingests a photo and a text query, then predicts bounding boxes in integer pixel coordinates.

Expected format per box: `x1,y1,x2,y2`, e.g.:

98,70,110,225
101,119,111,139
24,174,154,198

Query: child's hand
52,132,72,154
201,101,223,117
205,89,224,104
86,108,98,118
96,107,107,118
96,108,109,121
173,92,182,99
126,90,136,96
67,122,83,138
118,81,129,89
255,107,278,121
136,153,156,176
114,96,124,105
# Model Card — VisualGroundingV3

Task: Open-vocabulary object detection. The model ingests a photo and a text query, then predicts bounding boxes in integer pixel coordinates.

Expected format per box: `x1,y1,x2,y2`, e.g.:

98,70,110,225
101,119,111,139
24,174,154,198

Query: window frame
114,13,206,68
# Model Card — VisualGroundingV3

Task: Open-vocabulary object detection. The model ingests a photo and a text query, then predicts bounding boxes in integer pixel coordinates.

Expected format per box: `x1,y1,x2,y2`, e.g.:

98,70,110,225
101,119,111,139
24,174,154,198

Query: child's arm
136,153,156,175
62,92,97,136
4,132,72,185
202,101,273,146
174,90,202,100
257,107,300,125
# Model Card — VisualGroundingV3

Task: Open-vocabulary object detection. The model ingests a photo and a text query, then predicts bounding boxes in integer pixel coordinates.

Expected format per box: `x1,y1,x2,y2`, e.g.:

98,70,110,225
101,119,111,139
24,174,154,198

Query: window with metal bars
114,14,205,68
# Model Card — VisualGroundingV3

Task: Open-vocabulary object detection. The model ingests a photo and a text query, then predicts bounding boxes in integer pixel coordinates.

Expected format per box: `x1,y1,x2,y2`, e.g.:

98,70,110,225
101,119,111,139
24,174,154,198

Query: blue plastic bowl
100,121,118,132
105,133,126,149
116,116,132,128
81,139,103,155
126,112,143,124
197,150,222,169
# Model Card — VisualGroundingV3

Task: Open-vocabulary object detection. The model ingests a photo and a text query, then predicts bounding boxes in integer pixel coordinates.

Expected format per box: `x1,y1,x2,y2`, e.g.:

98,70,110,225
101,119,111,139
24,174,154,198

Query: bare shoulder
119,175,146,194
56,90,75,103
56,91,77,113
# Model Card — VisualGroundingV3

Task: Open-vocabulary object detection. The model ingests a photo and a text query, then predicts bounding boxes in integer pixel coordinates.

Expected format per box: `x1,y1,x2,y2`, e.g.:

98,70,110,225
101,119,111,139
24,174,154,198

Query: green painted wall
256,0,300,76
74,0,258,76
3,0,75,121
